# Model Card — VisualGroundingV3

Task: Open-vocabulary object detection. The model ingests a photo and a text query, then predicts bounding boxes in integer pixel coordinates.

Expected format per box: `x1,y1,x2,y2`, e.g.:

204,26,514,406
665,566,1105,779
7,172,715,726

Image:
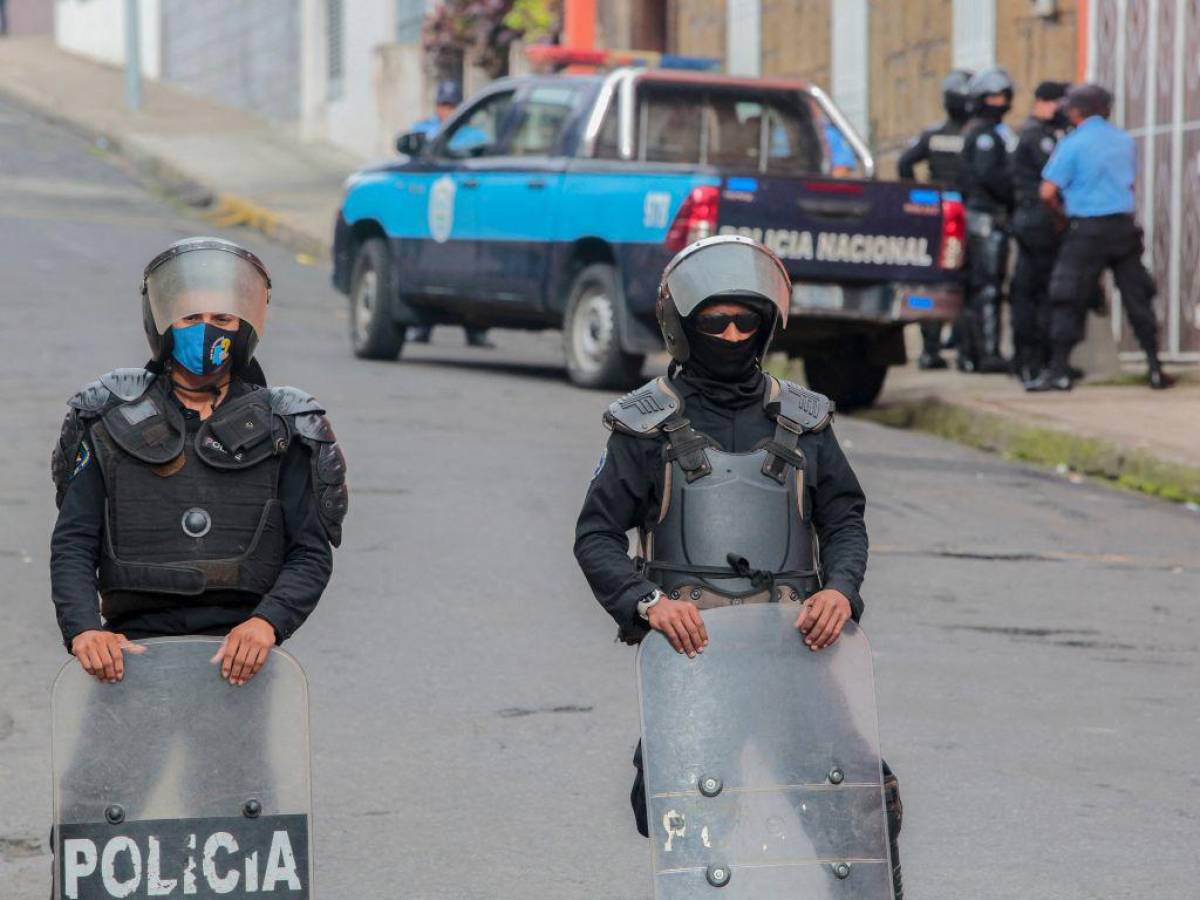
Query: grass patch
860,398,1200,505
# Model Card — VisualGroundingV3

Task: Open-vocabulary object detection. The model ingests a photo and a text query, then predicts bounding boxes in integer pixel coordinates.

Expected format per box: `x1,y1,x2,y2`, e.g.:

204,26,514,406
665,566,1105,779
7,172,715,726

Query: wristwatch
637,590,665,621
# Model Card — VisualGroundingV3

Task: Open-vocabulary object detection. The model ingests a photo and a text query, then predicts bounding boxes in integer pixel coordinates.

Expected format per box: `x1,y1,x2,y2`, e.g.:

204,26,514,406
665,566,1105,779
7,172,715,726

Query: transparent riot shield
52,638,312,899
638,606,892,898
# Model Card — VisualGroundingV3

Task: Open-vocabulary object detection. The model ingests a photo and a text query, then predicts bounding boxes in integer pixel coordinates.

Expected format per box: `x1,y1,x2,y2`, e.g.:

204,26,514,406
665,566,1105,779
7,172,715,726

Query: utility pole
124,0,142,111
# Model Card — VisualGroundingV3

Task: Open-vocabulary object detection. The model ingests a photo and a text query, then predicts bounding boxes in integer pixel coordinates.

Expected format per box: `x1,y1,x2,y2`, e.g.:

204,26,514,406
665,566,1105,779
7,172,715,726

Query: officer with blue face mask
50,237,348,687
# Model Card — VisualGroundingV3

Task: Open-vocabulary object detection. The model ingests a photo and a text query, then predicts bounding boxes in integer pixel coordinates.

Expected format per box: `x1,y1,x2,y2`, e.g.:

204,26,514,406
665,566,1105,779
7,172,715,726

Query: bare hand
70,630,145,683
647,597,709,658
210,617,276,685
795,590,852,651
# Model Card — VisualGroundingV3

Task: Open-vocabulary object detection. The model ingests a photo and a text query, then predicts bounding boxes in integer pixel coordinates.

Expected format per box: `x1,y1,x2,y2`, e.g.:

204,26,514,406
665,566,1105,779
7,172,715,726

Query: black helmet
656,235,791,365
967,66,1015,101
942,69,974,121
141,237,272,372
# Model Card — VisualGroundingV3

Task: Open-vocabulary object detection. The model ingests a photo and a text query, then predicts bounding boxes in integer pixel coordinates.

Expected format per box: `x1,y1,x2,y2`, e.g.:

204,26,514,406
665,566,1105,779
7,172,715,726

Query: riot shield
638,606,892,898
52,638,312,899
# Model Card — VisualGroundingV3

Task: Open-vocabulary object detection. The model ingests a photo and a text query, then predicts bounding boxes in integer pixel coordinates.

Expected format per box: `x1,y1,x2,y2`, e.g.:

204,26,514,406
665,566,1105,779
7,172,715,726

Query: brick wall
995,0,1080,121
667,0,725,58
760,0,830,85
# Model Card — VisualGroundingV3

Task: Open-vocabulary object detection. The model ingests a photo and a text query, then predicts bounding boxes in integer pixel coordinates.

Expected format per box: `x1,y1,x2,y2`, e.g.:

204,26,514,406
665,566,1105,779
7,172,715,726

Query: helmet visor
145,247,269,337
664,240,791,328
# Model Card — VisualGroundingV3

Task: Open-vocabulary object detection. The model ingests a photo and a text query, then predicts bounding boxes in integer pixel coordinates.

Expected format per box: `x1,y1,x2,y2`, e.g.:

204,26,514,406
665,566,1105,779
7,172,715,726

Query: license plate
58,814,310,898
792,284,843,311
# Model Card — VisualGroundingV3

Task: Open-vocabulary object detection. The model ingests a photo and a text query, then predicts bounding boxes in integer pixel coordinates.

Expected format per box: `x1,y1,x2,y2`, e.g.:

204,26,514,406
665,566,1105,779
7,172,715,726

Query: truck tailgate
716,176,948,284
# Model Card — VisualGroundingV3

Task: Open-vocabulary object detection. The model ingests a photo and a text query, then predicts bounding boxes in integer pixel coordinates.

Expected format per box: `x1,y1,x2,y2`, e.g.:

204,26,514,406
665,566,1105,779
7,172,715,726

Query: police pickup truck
333,67,965,407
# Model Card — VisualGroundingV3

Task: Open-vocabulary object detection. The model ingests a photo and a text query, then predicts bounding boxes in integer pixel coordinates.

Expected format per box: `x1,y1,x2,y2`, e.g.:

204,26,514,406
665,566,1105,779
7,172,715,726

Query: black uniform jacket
961,119,1014,216
1011,115,1064,240
574,370,868,641
50,381,334,649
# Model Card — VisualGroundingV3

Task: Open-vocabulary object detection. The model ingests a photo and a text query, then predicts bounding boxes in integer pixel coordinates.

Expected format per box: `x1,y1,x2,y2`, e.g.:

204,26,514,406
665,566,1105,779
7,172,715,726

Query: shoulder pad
603,378,680,436
771,378,833,432
268,386,326,417
68,368,155,414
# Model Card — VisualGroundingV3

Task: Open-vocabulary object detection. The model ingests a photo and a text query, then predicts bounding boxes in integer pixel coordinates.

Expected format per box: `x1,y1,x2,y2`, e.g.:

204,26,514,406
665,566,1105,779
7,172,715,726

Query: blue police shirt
1041,116,1137,217
409,116,490,154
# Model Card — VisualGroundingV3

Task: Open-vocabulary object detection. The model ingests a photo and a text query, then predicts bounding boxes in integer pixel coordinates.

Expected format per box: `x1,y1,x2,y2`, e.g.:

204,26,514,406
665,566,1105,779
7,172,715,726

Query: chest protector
86,378,289,617
606,376,831,610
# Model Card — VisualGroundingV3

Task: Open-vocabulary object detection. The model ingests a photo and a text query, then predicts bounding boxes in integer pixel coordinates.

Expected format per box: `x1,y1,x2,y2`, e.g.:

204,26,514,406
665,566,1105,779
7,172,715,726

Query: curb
859,394,1200,505
0,85,330,260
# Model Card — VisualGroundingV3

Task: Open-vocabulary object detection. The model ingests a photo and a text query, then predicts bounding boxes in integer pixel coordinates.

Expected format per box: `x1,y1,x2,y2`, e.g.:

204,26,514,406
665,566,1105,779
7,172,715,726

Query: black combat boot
976,300,1008,373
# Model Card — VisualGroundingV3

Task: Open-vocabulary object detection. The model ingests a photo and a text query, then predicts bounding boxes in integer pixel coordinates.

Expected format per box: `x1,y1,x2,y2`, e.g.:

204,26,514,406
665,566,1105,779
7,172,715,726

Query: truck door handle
526,179,547,189
460,178,480,189
797,198,871,219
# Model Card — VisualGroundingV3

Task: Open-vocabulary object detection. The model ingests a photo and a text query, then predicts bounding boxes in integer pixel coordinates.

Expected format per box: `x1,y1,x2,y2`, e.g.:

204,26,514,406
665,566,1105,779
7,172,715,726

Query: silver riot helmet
942,68,974,121
966,66,1015,116
141,236,272,370
656,235,791,364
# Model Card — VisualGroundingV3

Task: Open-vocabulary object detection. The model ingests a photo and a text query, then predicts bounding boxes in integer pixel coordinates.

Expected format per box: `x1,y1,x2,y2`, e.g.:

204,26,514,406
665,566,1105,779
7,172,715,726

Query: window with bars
327,0,345,101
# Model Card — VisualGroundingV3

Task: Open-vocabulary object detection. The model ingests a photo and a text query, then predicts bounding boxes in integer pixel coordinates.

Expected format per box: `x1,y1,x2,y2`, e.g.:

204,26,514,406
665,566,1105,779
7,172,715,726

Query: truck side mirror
395,131,427,157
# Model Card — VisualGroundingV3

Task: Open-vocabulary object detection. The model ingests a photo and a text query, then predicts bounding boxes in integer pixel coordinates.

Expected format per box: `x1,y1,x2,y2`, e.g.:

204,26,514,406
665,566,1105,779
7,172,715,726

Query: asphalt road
2,97,1198,899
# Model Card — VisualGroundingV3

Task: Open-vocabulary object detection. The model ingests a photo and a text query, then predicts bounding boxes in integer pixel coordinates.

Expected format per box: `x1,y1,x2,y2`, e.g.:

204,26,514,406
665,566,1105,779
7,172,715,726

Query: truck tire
563,263,644,390
349,237,404,360
803,348,888,410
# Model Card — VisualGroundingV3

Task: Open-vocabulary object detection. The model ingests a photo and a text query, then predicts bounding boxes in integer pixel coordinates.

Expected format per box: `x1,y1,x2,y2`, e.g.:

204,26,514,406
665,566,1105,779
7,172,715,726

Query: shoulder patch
604,378,680,436
71,439,92,479
975,133,995,151
268,386,326,417
773,379,833,432
1040,135,1056,155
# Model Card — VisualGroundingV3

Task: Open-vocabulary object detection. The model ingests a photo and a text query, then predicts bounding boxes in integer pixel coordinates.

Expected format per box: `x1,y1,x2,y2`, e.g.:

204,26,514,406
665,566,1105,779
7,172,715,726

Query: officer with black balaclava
1010,80,1069,384
958,66,1016,374
898,68,973,370
50,237,347,686
573,236,904,898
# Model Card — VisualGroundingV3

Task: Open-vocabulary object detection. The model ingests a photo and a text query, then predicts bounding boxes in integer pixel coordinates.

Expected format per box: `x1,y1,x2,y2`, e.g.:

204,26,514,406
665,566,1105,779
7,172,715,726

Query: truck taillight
940,195,966,269
665,186,721,251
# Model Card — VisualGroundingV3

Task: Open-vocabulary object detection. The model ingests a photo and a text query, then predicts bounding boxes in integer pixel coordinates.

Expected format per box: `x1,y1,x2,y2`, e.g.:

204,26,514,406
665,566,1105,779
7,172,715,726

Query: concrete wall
161,0,301,122
54,0,162,78
760,0,829,86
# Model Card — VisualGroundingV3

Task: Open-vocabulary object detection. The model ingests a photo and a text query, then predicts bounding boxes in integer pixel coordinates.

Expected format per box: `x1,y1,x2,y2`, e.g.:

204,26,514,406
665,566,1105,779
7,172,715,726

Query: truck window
593,104,621,159
640,93,702,163
437,90,515,160
636,85,822,173
509,85,578,157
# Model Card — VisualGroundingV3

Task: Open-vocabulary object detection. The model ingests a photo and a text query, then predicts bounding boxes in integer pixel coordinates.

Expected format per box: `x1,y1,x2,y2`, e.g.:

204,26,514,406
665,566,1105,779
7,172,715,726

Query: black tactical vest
85,379,286,619
927,121,967,190
606,376,830,609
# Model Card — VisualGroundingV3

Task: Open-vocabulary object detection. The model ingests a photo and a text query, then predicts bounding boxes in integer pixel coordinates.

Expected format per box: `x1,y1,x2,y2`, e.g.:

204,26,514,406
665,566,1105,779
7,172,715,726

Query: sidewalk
3,36,1195,500
0,35,359,256
874,361,1200,502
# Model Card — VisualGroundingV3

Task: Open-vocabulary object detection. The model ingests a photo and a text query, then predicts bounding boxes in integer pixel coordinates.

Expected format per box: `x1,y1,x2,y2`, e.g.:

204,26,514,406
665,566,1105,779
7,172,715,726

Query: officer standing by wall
1009,81,1069,384
50,237,348,684
958,67,1017,373
898,68,974,369
1031,84,1172,391
573,236,904,898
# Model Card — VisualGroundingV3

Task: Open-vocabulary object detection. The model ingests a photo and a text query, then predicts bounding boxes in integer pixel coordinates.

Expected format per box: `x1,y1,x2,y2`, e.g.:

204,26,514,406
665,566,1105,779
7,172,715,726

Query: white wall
952,0,996,71
324,0,397,157
831,0,869,139
55,0,162,79
725,0,762,77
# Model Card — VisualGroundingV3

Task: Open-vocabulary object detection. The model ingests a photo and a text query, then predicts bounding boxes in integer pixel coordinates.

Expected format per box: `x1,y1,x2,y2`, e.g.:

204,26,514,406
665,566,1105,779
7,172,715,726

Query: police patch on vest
591,448,607,480
1040,135,1056,154
71,440,92,479
976,133,995,151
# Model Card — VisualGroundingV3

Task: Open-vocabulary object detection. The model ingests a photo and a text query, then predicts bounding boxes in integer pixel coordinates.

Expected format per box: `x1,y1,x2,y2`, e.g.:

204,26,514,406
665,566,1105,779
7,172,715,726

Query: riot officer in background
898,68,974,369
574,235,904,898
1010,81,1070,384
958,67,1017,373
50,237,348,685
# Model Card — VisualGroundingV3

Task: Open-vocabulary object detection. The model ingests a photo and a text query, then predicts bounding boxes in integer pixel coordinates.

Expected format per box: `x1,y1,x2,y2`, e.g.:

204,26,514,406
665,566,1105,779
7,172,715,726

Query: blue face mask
171,322,236,375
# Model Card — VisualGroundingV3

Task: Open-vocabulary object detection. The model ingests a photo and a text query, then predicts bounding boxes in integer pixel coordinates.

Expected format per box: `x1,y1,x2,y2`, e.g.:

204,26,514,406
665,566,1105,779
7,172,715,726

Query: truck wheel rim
353,268,377,347
572,287,613,373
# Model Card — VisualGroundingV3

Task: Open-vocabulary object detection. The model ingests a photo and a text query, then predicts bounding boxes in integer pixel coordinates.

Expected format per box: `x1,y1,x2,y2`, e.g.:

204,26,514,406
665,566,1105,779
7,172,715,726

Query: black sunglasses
693,311,762,335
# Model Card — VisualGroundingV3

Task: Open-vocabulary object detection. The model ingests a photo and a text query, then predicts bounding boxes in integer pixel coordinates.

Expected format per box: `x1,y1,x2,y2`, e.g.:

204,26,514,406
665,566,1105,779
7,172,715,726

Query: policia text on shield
48,238,345,898
575,236,904,898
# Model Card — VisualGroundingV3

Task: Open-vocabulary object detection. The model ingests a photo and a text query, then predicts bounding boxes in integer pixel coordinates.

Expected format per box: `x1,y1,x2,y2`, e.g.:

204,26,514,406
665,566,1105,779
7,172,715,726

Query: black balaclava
678,298,771,405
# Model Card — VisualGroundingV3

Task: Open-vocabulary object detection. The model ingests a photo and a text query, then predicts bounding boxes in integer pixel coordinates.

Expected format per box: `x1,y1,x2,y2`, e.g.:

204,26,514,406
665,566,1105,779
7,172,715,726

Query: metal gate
1091,0,1200,360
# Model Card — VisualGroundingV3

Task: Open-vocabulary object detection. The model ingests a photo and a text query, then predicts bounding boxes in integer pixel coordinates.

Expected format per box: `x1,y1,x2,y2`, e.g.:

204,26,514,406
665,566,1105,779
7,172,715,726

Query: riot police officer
1010,81,1069,383
959,67,1017,373
50,237,348,685
898,68,973,369
574,235,903,897
1031,84,1172,391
